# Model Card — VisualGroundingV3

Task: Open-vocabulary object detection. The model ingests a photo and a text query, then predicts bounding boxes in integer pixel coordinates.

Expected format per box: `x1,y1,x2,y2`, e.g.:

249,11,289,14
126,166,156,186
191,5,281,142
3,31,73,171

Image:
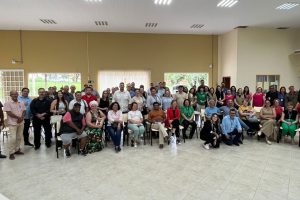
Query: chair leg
150,129,152,146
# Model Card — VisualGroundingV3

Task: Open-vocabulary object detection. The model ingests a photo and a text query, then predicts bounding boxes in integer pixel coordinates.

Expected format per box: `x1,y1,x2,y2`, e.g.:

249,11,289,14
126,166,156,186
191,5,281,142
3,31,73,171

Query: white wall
218,29,238,85
236,28,300,91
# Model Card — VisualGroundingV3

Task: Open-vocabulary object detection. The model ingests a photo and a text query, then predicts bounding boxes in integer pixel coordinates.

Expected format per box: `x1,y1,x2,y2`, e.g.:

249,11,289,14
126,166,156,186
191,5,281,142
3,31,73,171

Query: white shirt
112,90,132,112
128,110,143,125
68,99,87,115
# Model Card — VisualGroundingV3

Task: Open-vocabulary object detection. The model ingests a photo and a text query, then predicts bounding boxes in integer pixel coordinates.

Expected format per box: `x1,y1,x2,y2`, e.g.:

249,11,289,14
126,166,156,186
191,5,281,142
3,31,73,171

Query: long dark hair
243,86,250,96
56,90,67,111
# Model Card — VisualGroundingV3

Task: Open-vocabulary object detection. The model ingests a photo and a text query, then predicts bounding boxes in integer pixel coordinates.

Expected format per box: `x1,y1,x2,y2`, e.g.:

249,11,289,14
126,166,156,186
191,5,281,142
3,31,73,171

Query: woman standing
207,87,217,103
278,87,286,108
107,102,123,152
230,86,237,97
50,90,68,115
200,113,222,150
165,100,181,144
180,99,197,139
235,88,245,108
259,100,276,145
85,101,106,153
132,89,145,112
128,102,145,147
196,87,207,111
224,90,235,105
216,85,225,107
280,102,298,144
161,90,173,111
99,90,110,116
243,86,252,104
252,87,265,107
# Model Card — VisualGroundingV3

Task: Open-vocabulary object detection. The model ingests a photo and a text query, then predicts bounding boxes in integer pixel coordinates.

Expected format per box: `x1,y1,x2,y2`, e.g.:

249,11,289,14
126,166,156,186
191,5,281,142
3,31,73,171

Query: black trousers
171,119,180,137
182,120,197,139
242,120,260,132
202,133,221,148
23,119,31,143
32,117,52,147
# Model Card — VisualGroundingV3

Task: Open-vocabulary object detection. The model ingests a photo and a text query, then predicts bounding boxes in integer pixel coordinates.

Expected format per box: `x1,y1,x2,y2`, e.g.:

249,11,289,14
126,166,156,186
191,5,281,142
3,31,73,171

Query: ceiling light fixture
217,0,239,8
84,0,102,2
154,0,172,5
276,2,299,10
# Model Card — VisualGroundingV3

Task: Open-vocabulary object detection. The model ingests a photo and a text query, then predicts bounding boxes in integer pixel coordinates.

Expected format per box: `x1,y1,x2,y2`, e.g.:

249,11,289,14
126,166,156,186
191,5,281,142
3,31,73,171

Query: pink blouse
107,110,123,125
252,93,264,107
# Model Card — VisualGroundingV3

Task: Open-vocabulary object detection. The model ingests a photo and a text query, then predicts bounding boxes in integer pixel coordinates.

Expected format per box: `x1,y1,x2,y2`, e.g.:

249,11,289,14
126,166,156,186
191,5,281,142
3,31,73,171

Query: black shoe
25,142,34,147
34,146,40,150
159,144,164,149
238,140,243,144
65,149,71,157
234,143,240,146
46,143,51,148
0,154,6,159
115,147,118,153
79,149,87,156
117,146,121,152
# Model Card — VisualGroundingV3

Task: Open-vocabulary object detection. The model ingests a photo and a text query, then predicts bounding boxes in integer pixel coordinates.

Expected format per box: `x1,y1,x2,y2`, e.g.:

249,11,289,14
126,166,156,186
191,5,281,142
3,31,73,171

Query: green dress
196,92,207,106
85,111,104,153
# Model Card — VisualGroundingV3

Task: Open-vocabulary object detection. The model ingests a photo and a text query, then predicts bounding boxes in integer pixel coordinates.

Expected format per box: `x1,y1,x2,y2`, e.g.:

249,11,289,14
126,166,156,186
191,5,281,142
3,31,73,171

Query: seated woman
180,99,197,139
85,100,106,153
128,102,145,147
273,99,283,121
238,99,260,135
107,102,123,153
200,113,222,150
165,100,181,144
224,89,235,105
61,103,88,157
259,100,276,145
50,90,68,133
280,102,299,144
234,88,245,109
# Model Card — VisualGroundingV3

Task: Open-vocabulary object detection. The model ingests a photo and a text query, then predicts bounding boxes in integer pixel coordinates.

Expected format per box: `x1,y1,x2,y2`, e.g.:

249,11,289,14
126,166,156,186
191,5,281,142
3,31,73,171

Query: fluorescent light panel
85,0,102,2
217,0,238,8
276,2,299,10
154,0,172,5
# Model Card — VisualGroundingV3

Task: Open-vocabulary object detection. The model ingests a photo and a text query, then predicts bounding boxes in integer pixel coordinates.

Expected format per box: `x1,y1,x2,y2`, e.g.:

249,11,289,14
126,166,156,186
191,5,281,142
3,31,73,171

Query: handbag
50,115,62,124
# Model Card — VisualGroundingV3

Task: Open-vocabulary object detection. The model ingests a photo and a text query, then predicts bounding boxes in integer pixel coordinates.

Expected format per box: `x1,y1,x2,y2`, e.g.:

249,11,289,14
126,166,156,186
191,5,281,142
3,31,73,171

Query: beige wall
218,29,238,86
0,30,218,90
237,28,300,91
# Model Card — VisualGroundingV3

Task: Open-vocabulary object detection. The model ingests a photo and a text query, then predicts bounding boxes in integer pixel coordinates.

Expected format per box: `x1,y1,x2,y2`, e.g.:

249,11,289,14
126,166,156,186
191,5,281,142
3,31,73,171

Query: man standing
82,86,97,110
285,86,298,108
18,87,33,146
0,101,6,158
112,82,132,113
30,88,52,149
69,91,88,115
266,85,278,106
3,90,26,160
221,108,243,146
173,85,188,108
70,85,76,99
146,87,162,111
62,85,74,103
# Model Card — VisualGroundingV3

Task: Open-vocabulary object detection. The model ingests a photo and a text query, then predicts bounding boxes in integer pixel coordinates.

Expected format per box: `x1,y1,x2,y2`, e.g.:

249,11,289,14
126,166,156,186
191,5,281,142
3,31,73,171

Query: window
0,70,24,103
28,73,81,96
98,70,151,93
256,75,280,92
164,72,209,94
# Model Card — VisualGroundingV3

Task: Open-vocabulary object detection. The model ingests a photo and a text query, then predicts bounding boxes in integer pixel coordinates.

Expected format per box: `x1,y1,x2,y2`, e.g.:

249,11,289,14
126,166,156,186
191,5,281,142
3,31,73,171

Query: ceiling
0,0,299,35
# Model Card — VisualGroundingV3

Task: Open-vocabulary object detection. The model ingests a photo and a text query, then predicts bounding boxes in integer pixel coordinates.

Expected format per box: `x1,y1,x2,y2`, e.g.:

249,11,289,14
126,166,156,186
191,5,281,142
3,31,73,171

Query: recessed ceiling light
95,21,108,26
40,19,57,24
217,0,239,8
276,2,299,10
154,0,172,5
84,0,102,2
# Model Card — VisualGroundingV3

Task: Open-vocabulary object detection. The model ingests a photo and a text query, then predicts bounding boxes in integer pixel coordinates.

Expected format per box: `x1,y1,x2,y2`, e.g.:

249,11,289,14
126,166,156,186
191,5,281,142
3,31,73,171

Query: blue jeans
222,129,242,145
107,126,122,147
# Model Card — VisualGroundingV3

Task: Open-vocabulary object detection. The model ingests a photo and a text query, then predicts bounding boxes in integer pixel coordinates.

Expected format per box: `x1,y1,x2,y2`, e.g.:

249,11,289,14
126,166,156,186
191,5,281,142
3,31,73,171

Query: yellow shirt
238,105,253,120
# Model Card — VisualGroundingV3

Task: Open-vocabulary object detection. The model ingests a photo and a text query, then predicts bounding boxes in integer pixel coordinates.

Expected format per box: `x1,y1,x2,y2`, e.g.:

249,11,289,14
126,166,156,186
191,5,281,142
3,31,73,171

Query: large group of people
0,80,300,160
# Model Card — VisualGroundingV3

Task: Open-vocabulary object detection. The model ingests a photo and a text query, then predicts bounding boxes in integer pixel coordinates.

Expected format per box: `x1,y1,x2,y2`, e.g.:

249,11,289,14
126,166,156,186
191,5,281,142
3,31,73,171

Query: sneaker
9,154,15,160
159,144,164,149
202,143,210,150
134,142,137,148
65,149,71,157
266,139,272,145
257,131,262,136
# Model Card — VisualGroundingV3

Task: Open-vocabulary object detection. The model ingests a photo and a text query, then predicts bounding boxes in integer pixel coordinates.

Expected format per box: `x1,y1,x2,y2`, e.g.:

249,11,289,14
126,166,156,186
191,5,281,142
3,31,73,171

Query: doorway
222,77,231,89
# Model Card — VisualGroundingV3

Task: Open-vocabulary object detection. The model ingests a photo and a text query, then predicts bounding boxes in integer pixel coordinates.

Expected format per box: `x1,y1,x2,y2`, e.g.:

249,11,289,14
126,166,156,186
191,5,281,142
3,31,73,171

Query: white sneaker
202,143,210,150
134,142,137,148
266,139,272,145
257,131,262,136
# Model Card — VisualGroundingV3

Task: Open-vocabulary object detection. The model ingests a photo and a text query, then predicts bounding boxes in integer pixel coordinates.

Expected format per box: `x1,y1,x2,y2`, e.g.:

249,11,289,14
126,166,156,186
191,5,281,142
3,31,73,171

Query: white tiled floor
0,135,300,200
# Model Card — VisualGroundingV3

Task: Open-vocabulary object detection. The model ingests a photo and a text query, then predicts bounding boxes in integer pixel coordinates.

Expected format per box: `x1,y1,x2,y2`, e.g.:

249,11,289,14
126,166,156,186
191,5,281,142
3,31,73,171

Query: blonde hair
89,100,98,107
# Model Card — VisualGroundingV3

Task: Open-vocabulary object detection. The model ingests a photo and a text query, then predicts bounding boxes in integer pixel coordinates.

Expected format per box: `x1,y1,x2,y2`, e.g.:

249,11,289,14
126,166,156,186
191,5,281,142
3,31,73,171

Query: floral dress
85,111,104,153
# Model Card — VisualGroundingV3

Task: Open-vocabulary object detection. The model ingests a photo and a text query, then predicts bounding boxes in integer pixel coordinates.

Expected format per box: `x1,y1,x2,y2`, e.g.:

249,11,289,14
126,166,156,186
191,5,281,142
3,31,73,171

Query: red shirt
82,95,97,109
225,95,235,104
274,106,283,120
252,93,264,107
165,108,180,128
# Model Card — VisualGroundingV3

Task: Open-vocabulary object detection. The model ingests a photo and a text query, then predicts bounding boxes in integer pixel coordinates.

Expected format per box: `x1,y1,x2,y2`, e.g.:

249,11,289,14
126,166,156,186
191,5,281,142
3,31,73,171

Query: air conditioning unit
294,49,300,54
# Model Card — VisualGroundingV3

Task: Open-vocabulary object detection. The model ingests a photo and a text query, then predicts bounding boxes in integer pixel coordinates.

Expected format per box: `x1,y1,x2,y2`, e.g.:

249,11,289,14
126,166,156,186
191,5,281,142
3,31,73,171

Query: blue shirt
157,88,165,97
220,106,239,117
221,115,242,136
18,96,32,119
161,97,173,111
205,107,220,118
